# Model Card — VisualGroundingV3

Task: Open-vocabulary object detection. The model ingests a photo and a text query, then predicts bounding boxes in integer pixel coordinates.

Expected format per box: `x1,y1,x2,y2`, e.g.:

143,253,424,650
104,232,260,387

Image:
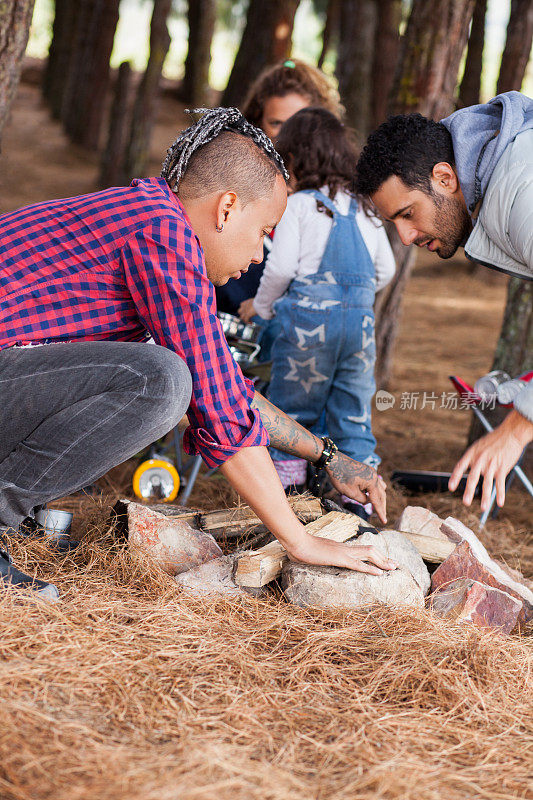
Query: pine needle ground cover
1,495,532,800
1,77,532,800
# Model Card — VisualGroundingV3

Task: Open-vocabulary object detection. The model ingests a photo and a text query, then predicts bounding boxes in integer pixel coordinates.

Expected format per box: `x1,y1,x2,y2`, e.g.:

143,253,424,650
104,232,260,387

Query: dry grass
0,493,532,800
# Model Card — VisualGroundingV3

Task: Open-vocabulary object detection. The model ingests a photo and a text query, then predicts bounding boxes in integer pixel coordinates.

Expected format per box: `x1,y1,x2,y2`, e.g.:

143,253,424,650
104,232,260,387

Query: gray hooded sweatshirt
441,91,533,422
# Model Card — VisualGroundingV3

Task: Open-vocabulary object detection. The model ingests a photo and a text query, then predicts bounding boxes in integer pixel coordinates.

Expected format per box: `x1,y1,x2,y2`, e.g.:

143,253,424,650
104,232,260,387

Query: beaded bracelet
314,436,338,469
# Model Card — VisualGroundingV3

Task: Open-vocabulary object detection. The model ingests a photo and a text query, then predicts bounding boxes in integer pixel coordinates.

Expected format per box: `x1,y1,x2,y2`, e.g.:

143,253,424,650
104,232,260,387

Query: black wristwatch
314,436,338,469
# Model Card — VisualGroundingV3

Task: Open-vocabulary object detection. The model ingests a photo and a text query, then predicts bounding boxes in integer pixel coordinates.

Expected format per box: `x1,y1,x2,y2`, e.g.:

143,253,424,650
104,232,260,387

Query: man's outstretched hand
449,410,533,511
326,451,387,524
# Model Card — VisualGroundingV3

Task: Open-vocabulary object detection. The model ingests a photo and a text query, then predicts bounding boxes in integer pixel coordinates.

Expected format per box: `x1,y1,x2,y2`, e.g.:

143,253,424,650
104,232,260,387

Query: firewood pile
123,497,533,634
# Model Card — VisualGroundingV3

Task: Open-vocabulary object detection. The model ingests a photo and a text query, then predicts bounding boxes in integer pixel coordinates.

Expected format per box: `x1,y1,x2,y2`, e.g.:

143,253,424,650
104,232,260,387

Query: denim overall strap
295,190,375,290
300,188,338,217
268,187,379,467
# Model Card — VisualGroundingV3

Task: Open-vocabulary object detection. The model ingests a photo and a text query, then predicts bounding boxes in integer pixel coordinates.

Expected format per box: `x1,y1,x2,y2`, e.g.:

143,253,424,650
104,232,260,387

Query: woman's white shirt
253,188,396,320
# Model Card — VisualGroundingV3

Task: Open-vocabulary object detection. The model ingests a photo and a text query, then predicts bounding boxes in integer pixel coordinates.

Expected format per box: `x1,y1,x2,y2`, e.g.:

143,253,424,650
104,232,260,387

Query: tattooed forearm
252,392,322,461
326,451,376,484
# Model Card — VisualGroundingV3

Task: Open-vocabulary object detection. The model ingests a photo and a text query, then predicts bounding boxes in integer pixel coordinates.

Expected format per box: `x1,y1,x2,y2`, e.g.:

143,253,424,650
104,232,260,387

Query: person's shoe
0,531,59,602
17,516,46,539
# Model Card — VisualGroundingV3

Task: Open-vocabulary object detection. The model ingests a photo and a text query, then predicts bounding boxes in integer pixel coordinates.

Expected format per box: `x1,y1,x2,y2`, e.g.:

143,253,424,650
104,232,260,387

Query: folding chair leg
479,487,497,531
179,455,203,506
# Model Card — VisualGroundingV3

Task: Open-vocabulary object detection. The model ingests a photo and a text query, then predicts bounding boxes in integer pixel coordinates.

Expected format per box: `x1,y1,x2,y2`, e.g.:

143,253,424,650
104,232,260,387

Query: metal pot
217,312,261,343
34,508,73,540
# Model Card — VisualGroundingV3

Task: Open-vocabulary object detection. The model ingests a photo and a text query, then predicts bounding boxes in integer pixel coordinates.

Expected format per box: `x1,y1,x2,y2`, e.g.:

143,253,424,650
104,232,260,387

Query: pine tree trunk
123,0,172,183
390,0,476,120
375,0,476,389
496,0,533,94
458,0,487,108
492,280,533,377
42,0,77,118
336,0,378,141
317,0,339,71
374,223,415,388
0,0,35,143
180,0,216,107
99,62,132,188
468,279,533,446
222,0,301,110
370,0,401,131
58,0,91,125
61,0,120,150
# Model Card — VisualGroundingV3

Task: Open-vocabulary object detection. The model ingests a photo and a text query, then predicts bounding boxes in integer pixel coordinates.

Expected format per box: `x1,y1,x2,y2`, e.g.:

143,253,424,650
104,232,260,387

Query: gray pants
0,341,192,527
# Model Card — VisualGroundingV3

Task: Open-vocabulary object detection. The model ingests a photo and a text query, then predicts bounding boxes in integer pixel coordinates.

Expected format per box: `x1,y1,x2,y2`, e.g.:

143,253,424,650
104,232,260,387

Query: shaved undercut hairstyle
161,107,289,205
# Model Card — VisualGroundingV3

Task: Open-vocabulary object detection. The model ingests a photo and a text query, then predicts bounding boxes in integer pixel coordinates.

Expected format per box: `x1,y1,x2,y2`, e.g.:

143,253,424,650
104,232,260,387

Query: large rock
396,506,467,544
282,531,430,610
431,518,533,626
430,578,522,634
175,554,245,597
127,502,222,576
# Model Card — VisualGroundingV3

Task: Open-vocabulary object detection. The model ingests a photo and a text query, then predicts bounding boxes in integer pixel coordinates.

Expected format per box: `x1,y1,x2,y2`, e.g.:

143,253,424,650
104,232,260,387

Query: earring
215,223,224,232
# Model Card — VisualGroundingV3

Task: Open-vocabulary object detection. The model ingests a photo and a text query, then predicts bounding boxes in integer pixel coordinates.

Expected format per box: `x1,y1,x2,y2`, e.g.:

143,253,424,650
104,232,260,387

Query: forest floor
0,68,531,800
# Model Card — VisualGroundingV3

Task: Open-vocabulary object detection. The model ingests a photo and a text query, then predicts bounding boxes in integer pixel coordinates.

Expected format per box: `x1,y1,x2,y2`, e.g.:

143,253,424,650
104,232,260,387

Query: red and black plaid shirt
0,178,268,467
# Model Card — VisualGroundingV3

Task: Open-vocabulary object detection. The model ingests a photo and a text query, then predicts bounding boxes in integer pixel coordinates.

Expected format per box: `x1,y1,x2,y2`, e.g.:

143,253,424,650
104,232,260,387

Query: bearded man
355,91,532,513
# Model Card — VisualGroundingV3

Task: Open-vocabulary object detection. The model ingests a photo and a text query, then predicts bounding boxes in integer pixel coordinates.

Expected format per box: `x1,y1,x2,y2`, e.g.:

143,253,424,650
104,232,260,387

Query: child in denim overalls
240,108,395,498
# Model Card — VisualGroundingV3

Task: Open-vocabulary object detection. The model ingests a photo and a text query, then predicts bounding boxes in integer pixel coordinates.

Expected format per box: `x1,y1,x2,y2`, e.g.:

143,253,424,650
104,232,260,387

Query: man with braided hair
0,108,393,601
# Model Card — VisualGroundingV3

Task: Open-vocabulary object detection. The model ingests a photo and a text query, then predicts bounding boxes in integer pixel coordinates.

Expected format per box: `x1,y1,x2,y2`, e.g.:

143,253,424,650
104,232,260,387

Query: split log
200,496,322,539
234,512,377,588
113,495,322,541
397,531,456,564
396,505,458,563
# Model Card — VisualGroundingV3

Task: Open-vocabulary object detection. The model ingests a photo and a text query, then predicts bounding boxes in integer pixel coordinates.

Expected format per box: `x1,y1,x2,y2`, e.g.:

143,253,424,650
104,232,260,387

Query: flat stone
396,505,461,543
127,502,222,576
282,531,430,610
396,505,443,534
175,554,245,597
430,578,522,634
441,516,533,599
431,532,533,626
